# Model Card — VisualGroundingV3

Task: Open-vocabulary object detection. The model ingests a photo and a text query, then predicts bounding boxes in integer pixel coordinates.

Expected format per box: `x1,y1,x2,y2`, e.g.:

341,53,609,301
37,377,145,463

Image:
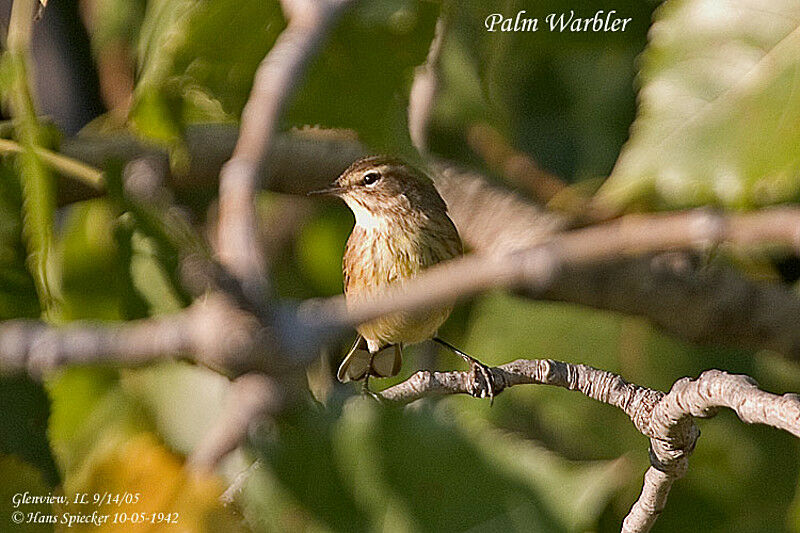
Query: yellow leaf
60,433,244,533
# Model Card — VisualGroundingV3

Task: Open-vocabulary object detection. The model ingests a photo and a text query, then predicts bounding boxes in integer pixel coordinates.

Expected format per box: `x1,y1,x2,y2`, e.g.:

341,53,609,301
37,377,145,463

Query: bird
309,155,495,399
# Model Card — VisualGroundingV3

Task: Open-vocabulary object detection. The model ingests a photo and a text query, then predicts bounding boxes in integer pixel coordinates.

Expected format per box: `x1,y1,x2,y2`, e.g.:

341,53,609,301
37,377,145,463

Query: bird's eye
363,172,381,186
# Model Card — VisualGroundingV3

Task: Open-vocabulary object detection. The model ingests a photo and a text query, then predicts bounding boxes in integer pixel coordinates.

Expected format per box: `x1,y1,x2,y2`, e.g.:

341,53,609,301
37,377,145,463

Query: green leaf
244,398,624,533
121,362,230,456
432,0,653,179
46,367,131,475
597,0,800,210
129,0,437,153
287,0,439,151
249,406,372,533
0,376,59,487
130,0,282,143
0,51,60,318
0,454,54,533
59,200,129,321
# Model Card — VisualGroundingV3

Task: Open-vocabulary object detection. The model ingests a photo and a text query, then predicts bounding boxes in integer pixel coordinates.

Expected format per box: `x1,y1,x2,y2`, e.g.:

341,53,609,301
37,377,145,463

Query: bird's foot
432,338,496,404
466,357,496,405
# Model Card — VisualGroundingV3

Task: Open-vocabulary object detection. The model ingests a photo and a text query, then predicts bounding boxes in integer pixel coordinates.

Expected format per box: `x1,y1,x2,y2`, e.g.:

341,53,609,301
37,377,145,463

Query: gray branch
408,10,449,154
303,208,800,347
379,359,799,533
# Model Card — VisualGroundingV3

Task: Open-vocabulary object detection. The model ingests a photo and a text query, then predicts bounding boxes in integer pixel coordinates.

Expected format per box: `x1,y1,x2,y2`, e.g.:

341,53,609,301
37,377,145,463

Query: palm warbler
311,155,495,398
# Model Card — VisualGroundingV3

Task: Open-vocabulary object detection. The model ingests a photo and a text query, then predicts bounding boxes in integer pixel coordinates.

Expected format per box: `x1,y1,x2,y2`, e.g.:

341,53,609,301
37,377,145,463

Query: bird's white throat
344,197,391,231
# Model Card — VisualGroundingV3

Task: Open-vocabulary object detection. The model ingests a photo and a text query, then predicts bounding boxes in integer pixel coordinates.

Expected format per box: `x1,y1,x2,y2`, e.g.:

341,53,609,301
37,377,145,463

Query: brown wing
428,214,463,264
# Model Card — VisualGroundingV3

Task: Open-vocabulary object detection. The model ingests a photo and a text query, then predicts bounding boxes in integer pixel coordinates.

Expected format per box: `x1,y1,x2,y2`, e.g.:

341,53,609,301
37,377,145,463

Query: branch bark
378,359,800,533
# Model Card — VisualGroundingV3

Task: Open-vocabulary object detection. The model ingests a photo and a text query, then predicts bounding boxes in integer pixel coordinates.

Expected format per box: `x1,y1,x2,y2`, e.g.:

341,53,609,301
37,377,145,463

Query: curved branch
379,359,800,533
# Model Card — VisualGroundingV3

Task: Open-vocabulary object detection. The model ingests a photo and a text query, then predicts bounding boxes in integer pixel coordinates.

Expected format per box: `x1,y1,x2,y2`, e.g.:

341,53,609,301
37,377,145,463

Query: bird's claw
468,360,496,405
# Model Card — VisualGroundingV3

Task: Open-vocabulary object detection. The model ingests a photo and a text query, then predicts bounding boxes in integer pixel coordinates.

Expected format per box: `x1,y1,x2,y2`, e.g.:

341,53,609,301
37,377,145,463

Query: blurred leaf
0,454,53,533
129,0,437,153
455,411,629,531
64,433,243,532
85,0,147,51
244,398,623,532
130,0,282,144
59,201,128,321
0,50,60,318
287,0,439,151
121,362,230,456
0,163,58,493
296,207,351,296
248,406,371,533
433,0,653,179
0,376,59,487
46,367,138,476
597,0,800,210
128,231,185,315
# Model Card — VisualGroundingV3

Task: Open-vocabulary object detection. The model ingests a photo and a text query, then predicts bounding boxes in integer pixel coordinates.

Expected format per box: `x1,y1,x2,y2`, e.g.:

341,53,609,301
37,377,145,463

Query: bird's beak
307,184,347,196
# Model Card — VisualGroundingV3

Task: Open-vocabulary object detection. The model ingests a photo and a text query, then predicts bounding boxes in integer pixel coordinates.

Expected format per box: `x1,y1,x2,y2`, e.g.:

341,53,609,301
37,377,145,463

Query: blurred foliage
243,398,624,532
1,32,61,319
63,433,244,533
0,455,53,533
598,0,800,210
1,0,799,532
0,161,40,319
432,0,653,181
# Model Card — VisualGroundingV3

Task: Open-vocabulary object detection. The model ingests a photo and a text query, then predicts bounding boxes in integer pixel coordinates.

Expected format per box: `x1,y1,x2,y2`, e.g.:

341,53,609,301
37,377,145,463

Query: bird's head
310,155,448,228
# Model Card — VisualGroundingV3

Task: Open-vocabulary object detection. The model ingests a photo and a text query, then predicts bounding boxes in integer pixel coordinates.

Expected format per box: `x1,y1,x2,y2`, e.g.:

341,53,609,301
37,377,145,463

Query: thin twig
0,138,104,188
408,9,449,154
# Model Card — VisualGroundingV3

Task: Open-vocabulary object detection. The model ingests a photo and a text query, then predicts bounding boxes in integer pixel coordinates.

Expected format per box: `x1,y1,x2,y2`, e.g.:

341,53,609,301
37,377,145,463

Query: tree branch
53,132,800,358
379,359,799,533
216,0,355,298
303,208,800,346
0,295,263,379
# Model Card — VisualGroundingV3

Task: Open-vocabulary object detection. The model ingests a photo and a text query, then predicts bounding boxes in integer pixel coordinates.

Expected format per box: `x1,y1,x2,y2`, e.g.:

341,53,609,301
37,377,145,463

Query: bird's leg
360,353,384,403
433,337,496,404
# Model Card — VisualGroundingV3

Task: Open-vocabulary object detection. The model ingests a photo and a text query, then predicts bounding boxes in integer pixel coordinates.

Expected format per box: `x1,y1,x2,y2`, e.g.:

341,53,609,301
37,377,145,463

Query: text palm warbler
311,155,495,398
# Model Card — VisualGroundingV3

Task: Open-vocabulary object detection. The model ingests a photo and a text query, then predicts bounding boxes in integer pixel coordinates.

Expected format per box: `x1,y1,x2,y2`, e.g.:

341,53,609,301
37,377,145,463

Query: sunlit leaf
597,0,800,210
64,433,243,532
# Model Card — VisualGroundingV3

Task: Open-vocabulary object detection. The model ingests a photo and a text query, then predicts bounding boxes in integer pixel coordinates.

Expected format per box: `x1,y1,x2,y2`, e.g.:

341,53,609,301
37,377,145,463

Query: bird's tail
337,336,402,382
